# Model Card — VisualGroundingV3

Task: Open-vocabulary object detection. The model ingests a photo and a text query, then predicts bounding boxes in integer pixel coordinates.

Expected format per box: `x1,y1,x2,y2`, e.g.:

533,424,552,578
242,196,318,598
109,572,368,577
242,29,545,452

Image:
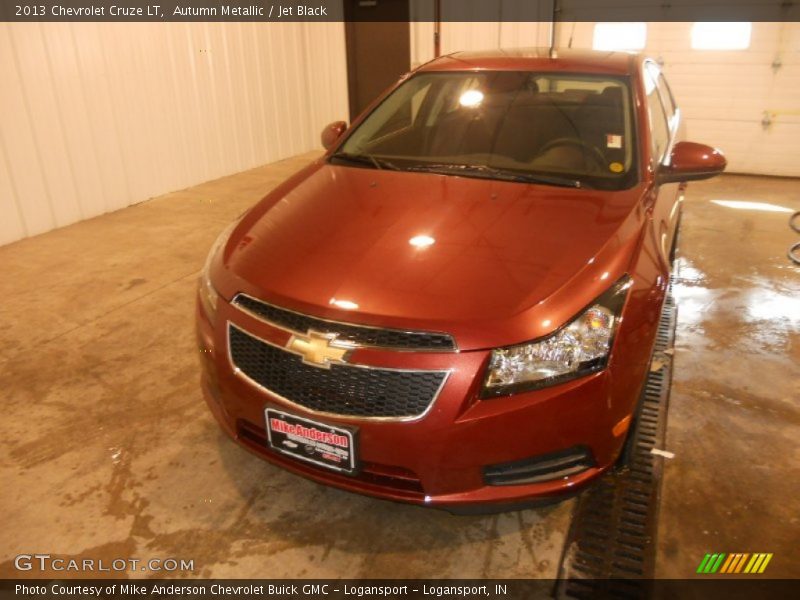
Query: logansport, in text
16,583,507,597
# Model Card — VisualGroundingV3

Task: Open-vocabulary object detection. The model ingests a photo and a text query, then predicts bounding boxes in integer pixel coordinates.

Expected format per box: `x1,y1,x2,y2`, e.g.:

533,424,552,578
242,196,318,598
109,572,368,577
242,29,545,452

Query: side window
657,73,677,120
646,61,677,123
644,67,670,163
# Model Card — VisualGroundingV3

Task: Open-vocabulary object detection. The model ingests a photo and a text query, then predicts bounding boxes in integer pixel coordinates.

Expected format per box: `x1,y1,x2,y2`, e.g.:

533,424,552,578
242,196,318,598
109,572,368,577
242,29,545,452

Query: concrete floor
657,175,800,578
0,153,797,579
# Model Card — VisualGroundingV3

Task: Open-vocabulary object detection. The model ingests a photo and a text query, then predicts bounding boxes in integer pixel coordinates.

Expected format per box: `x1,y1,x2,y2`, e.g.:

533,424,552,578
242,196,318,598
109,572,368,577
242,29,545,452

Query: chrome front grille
233,293,456,351
228,324,448,419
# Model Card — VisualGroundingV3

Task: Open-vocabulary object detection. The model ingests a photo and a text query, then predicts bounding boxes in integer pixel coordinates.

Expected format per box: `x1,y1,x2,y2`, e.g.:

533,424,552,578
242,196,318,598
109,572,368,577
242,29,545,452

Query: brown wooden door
344,0,411,121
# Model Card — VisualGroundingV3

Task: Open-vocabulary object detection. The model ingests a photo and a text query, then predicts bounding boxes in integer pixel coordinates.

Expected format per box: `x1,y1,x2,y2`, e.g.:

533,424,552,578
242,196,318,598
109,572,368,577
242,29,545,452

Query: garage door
556,21,800,177
644,22,800,177
413,19,800,177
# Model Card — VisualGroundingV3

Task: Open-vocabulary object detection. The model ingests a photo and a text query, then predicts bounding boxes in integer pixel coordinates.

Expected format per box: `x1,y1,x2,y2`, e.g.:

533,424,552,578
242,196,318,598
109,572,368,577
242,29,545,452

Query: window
336,72,638,190
691,22,752,50
410,83,432,122
644,62,677,120
644,68,670,163
352,80,432,141
656,74,677,120
593,22,647,51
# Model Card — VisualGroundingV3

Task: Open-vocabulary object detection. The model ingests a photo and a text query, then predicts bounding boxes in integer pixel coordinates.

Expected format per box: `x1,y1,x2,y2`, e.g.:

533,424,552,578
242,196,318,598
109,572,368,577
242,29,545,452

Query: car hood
218,161,646,350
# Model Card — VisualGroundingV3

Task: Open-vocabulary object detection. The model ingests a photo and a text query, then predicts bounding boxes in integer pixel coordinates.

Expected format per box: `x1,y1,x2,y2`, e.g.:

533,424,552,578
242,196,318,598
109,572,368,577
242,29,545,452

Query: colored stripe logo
696,553,773,574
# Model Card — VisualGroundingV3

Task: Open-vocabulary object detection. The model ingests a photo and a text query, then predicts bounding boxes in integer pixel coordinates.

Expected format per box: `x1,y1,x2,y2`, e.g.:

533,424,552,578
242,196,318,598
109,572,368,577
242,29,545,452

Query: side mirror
321,121,347,150
658,141,726,184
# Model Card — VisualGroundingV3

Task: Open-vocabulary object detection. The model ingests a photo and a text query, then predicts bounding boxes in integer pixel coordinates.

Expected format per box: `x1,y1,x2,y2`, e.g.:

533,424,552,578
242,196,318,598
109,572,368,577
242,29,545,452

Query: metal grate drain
556,284,677,598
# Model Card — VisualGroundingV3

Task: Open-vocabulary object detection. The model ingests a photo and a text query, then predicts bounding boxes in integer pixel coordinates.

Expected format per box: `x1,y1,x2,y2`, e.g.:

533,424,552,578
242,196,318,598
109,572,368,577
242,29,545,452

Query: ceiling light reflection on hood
409,235,435,248
329,298,359,310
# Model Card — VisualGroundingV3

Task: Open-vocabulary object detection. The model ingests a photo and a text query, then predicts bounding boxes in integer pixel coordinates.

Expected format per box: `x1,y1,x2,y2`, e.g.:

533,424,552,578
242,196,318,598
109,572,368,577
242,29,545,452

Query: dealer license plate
264,407,358,474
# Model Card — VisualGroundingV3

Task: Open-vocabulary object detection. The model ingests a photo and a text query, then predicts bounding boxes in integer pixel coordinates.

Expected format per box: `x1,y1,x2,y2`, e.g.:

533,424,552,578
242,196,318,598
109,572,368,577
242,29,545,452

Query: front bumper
196,293,645,510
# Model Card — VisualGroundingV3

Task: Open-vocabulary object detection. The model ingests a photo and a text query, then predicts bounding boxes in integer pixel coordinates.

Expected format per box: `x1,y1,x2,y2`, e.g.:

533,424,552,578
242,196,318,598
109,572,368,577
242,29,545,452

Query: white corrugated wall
410,20,551,67
0,22,349,246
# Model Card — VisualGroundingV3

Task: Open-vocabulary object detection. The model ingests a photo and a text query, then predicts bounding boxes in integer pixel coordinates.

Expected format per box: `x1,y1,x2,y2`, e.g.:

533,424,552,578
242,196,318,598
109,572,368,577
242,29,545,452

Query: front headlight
482,276,632,397
198,222,236,320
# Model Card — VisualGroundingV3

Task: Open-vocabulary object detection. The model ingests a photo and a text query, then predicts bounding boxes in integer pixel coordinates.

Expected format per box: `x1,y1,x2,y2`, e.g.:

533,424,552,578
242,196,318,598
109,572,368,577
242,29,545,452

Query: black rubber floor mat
556,286,677,598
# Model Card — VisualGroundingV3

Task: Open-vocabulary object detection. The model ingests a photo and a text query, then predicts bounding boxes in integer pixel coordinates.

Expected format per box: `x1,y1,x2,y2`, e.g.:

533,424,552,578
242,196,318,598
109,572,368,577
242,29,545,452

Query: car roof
417,48,639,76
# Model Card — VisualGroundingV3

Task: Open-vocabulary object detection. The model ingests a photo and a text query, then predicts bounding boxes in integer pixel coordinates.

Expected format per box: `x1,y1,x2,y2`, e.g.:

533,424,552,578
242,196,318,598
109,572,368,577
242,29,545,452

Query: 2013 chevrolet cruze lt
196,49,725,510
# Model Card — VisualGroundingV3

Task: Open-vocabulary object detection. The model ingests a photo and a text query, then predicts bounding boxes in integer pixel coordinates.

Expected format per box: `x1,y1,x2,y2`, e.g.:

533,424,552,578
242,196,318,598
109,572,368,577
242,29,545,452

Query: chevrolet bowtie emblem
286,331,350,368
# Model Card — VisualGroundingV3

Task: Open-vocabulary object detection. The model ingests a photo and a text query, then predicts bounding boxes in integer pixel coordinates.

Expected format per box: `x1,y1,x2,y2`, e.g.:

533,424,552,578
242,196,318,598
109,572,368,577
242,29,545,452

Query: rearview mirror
321,121,347,150
658,141,726,184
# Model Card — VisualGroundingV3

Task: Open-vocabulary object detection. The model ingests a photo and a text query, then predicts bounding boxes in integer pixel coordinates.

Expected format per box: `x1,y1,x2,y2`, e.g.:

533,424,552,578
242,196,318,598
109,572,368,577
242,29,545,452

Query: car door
644,60,683,268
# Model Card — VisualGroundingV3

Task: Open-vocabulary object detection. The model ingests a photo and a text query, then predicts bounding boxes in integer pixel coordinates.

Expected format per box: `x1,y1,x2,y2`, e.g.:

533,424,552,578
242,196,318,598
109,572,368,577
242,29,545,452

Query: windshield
334,71,637,190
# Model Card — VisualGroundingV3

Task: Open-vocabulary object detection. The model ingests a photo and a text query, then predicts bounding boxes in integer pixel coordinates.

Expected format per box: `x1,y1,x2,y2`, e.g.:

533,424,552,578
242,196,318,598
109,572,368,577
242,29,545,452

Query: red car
196,49,725,511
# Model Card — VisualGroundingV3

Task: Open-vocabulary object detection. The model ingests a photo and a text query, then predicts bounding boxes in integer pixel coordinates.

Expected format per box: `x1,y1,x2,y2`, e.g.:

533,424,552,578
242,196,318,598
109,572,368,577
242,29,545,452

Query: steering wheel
537,137,609,172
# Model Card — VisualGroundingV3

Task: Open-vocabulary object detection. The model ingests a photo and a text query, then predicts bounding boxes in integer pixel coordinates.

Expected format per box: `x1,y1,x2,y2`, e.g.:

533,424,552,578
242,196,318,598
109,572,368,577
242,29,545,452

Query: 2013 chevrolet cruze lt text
196,49,726,510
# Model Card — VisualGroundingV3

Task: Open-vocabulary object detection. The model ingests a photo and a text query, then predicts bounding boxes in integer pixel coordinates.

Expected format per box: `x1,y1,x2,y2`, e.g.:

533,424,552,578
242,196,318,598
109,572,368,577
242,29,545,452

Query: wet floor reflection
657,177,800,578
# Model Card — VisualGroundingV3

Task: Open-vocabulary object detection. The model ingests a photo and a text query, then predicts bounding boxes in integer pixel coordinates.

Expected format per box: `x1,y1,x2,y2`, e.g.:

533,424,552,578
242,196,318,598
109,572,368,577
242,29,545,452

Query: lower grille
228,324,447,419
483,446,595,486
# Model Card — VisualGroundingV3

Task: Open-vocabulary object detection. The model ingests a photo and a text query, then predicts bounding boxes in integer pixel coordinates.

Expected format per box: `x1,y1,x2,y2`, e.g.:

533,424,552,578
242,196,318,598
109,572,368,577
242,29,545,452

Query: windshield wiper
405,163,583,189
330,152,401,171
